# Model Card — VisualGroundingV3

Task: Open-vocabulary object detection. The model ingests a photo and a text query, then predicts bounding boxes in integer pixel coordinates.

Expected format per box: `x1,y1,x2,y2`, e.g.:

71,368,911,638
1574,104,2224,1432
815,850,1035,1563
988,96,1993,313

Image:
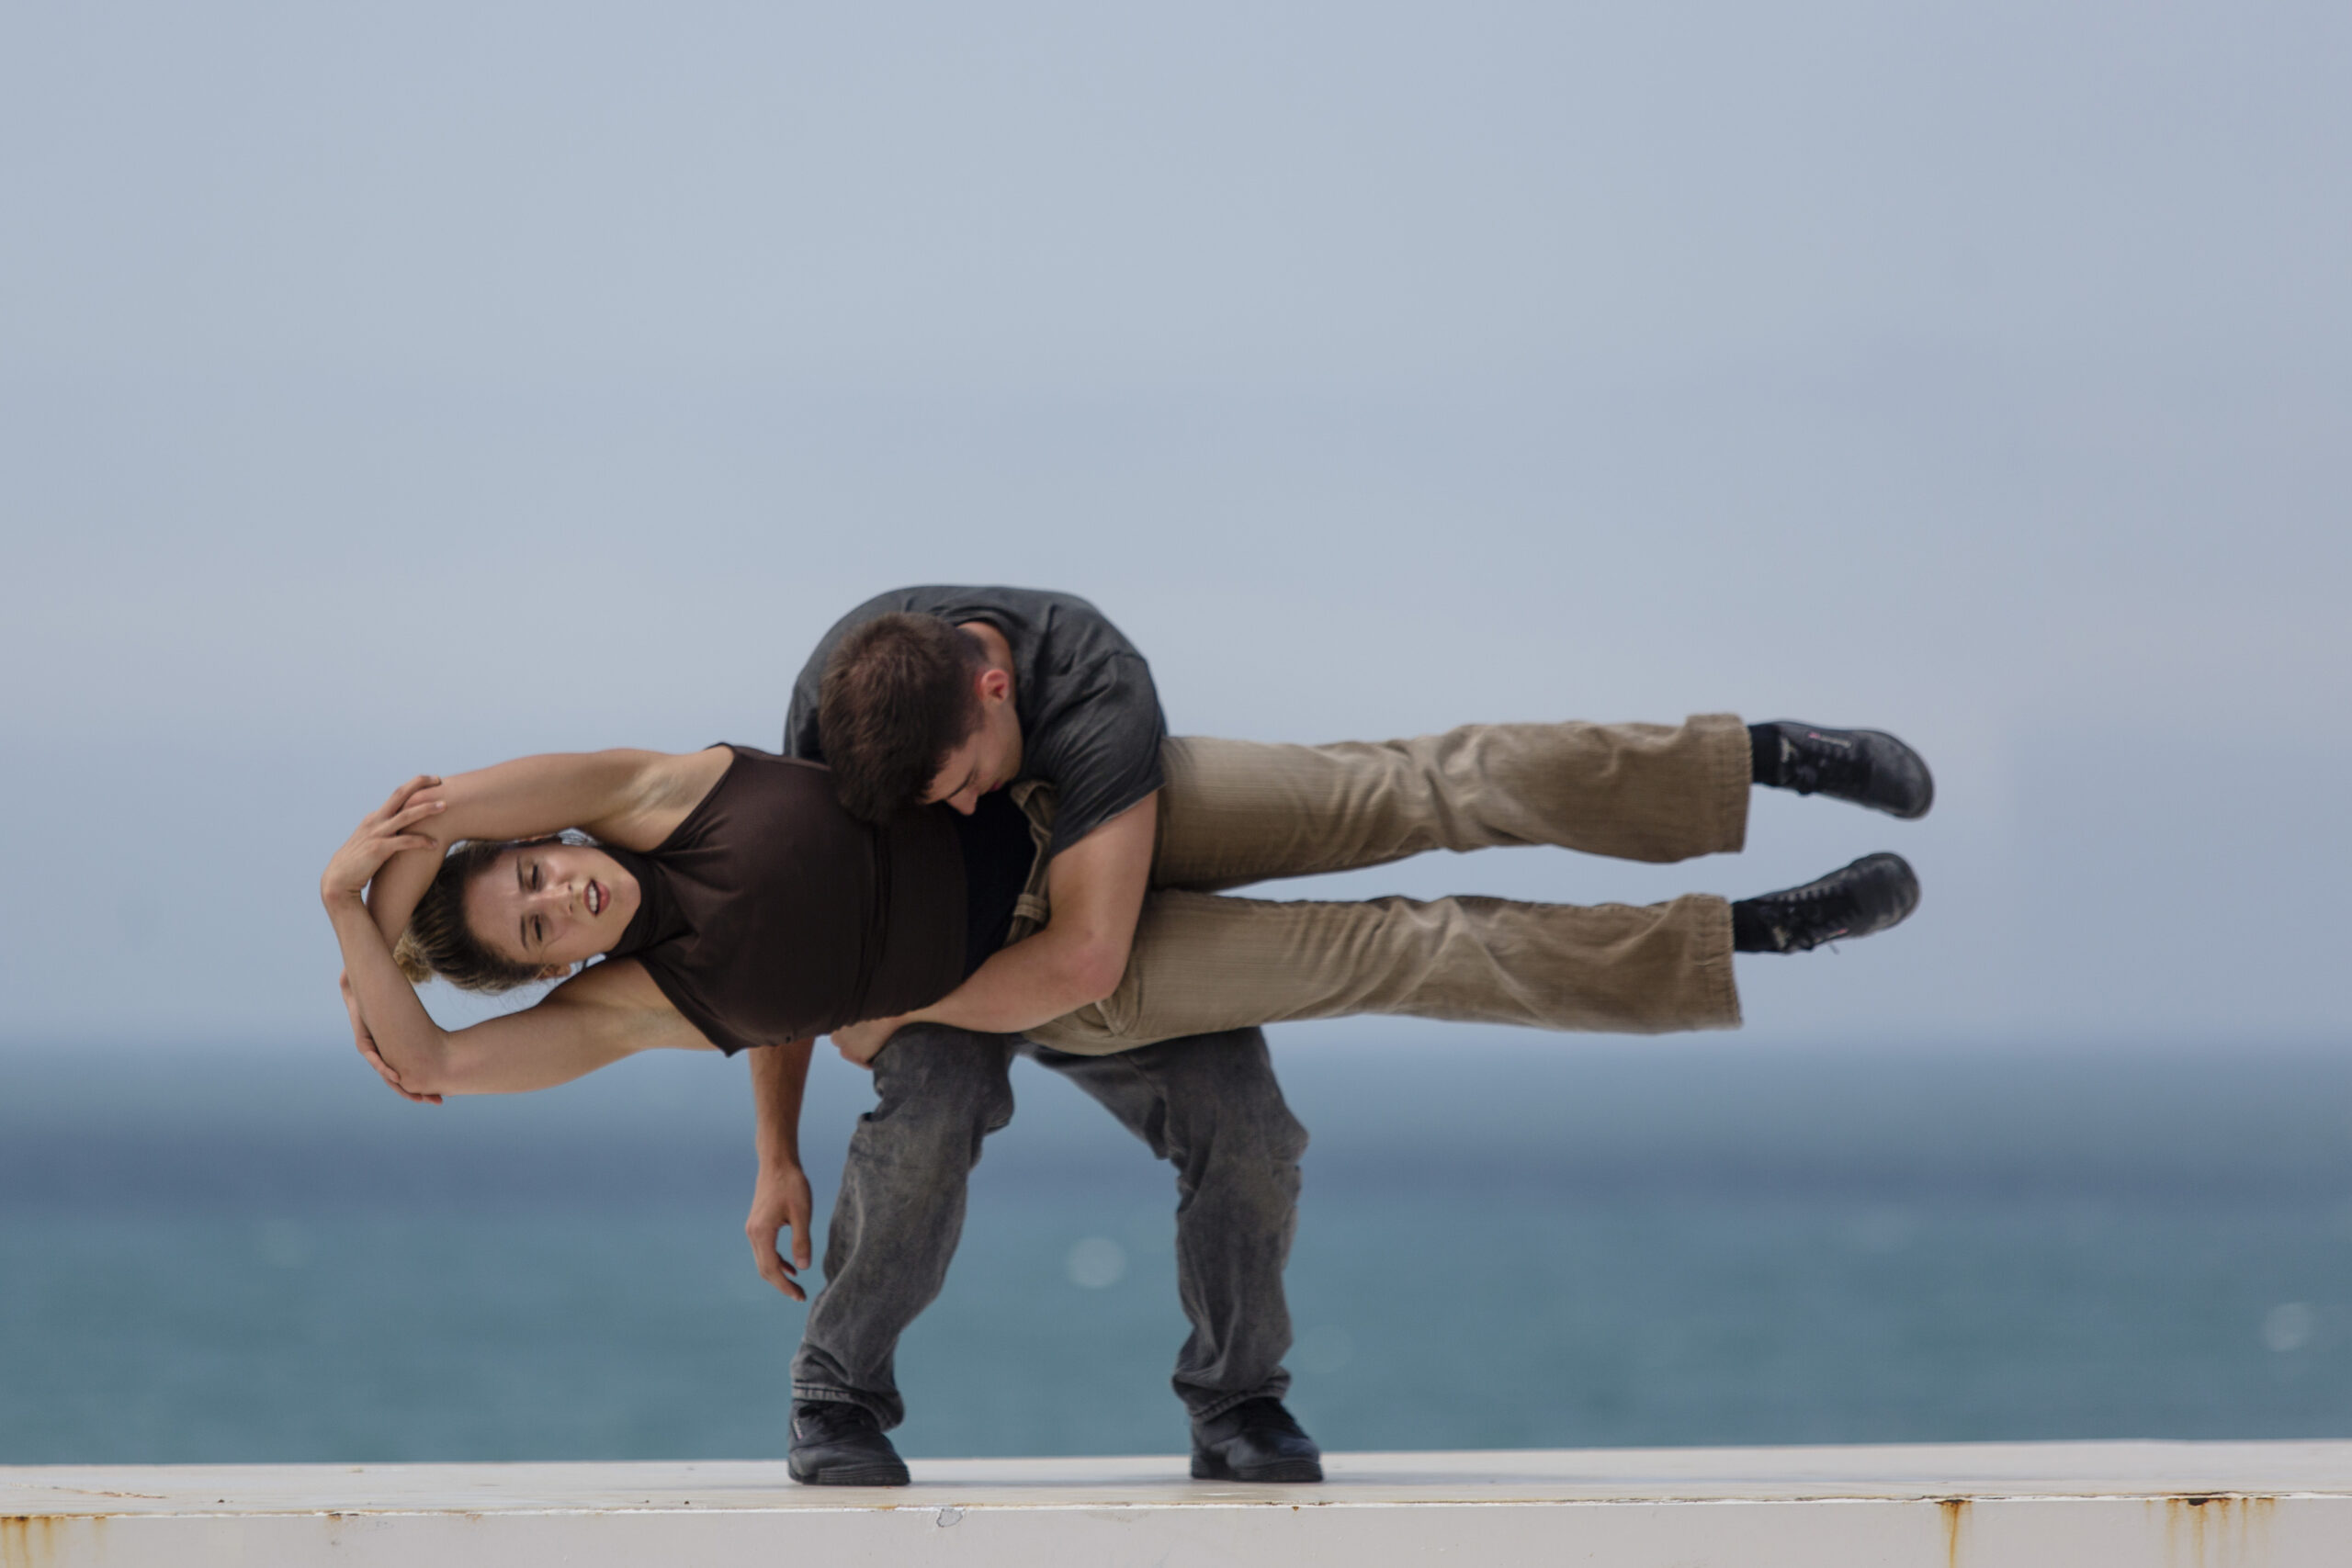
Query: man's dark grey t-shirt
785,586,1168,857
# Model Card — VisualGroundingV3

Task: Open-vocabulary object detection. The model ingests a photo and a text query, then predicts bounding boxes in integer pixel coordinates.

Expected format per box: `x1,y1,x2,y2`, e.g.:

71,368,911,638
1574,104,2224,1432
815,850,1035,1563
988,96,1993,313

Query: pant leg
1153,716,1751,891
791,1024,1017,1429
1026,1029,1308,1421
1026,887,1739,1055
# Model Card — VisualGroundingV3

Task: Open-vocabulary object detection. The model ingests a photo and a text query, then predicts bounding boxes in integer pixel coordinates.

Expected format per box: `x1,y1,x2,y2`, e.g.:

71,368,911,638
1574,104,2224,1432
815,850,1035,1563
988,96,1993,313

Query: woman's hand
831,1014,911,1066
321,775,445,908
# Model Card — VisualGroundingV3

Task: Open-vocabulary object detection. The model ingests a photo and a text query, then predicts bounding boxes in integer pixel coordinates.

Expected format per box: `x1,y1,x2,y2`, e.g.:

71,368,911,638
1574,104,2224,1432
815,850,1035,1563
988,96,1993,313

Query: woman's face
464,841,642,972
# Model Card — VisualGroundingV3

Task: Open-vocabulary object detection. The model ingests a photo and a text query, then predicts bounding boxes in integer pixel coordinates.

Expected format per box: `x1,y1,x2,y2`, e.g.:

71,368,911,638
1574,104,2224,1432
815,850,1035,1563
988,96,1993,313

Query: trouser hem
1184,1382,1293,1425
1692,894,1742,1030
792,1384,899,1428
1696,712,1752,854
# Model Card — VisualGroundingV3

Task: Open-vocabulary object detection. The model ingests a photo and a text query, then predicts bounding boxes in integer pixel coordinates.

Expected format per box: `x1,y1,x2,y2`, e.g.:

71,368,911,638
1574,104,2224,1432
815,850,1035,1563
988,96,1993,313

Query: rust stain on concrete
1936,1496,1969,1568
4,1516,51,1568
2157,1493,2278,1567
2,1513,103,1568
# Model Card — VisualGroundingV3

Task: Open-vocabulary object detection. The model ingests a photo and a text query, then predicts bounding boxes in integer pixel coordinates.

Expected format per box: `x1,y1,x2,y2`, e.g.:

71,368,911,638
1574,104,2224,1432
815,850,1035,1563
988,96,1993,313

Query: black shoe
1753,721,1934,819
1191,1397,1325,1483
1732,852,1921,953
786,1398,910,1486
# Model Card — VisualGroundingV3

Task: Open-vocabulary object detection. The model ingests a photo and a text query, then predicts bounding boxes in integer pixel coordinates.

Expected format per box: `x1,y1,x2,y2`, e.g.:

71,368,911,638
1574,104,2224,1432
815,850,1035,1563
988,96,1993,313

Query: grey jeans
790,1022,1308,1428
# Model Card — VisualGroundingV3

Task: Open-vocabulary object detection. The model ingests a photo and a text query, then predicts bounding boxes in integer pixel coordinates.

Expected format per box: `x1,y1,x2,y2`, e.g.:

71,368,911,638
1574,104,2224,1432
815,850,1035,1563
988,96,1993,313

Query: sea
5,1033,2351,1463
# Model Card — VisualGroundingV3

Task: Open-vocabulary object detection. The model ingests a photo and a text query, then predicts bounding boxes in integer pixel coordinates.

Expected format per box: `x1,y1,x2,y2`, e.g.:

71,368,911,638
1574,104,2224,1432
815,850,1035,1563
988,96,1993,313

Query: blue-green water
6,1037,2352,1461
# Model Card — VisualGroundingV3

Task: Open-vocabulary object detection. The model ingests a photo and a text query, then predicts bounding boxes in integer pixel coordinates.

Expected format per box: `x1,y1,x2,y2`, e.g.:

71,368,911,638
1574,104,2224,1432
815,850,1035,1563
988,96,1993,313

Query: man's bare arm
745,1039,817,1302
887,792,1157,1039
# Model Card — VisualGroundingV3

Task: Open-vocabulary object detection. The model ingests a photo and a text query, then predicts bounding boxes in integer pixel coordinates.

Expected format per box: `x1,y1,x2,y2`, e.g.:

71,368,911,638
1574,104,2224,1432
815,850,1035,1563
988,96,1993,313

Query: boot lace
1758,876,1854,953
1781,730,1863,799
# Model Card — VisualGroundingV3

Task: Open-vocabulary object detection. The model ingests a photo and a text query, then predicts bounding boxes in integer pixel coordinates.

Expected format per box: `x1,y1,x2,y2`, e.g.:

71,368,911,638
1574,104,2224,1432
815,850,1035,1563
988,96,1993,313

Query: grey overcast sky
2,2,2346,1049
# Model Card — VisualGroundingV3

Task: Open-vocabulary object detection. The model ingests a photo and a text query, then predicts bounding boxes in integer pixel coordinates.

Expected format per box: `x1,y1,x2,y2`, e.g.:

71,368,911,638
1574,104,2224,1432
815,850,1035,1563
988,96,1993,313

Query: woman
325,726,1922,1100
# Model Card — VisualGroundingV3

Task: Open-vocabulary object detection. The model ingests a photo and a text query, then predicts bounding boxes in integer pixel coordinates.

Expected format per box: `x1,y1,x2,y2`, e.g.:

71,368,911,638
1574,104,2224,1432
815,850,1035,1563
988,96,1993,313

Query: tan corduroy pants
1020,714,1753,1055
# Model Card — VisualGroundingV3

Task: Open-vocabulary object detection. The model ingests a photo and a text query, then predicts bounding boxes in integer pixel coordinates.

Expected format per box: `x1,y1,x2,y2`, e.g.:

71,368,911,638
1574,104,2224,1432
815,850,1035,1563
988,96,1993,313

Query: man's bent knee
865,1024,1015,1144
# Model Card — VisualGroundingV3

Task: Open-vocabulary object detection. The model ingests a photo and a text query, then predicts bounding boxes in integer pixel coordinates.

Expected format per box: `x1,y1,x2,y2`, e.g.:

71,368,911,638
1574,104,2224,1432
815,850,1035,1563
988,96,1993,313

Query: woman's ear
537,963,575,983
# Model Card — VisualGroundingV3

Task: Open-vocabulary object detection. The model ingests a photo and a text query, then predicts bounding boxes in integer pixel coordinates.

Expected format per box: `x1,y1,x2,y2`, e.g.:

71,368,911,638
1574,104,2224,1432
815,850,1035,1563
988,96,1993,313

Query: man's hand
341,971,442,1105
745,1160,814,1300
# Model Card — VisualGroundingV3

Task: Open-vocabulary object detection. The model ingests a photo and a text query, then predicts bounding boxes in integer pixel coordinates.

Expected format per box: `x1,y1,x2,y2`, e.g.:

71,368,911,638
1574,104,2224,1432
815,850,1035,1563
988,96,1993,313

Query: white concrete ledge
7,1440,2351,1566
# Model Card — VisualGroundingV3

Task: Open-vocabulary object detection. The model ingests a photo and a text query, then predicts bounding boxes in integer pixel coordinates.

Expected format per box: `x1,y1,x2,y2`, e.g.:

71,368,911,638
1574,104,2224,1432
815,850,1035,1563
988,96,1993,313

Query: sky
2,1,2346,1051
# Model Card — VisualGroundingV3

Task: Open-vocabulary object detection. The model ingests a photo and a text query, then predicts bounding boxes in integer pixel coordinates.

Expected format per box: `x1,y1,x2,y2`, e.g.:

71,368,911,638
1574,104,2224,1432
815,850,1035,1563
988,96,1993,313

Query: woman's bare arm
334,893,706,1094
325,778,709,1096
428,961,710,1095
364,748,730,946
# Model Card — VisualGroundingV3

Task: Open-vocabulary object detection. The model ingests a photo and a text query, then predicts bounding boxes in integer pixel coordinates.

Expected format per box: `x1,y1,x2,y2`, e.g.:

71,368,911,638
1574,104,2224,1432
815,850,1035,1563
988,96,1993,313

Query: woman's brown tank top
604,746,967,1055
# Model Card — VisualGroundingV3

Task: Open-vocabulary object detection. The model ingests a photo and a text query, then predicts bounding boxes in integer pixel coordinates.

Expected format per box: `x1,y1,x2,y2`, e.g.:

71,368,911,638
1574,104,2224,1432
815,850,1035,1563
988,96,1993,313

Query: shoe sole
787,1460,911,1486
1192,1452,1325,1483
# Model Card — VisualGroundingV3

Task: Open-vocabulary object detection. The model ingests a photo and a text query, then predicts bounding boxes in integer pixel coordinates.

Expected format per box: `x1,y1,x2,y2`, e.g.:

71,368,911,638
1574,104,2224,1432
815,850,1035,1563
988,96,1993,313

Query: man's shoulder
889,584,1115,627
832,586,1140,662
786,586,1136,761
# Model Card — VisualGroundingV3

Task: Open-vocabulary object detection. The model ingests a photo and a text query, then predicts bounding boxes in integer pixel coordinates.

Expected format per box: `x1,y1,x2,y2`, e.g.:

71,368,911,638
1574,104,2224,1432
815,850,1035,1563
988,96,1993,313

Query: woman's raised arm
364,748,728,945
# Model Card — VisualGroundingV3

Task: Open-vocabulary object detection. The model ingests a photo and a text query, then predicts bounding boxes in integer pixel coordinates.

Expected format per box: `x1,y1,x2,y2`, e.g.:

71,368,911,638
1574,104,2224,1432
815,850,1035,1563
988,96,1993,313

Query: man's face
922,671,1022,814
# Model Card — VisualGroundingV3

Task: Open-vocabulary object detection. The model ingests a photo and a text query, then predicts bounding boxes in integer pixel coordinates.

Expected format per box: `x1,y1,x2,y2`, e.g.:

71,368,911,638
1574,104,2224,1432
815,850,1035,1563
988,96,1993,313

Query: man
748,586,1933,1486
756,587,1324,1487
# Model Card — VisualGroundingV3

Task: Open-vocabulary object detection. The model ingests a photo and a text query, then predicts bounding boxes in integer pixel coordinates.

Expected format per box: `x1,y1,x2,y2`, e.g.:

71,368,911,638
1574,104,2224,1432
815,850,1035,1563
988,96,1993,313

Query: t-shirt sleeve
782,675,825,763
781,619,847,762
1032,652,1168,855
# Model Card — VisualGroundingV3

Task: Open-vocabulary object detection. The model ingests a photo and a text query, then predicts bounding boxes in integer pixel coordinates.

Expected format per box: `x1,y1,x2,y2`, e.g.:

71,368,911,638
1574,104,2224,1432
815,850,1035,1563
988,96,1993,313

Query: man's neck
957,621,1017,697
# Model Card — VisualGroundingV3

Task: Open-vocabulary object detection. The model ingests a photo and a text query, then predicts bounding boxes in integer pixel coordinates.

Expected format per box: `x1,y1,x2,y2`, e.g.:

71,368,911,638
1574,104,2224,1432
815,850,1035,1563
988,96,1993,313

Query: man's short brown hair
818,612,989,821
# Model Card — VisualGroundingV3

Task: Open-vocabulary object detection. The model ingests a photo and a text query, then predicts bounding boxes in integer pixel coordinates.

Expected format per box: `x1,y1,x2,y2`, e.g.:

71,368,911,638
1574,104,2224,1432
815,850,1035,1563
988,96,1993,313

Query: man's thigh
1024,1027,1306,1168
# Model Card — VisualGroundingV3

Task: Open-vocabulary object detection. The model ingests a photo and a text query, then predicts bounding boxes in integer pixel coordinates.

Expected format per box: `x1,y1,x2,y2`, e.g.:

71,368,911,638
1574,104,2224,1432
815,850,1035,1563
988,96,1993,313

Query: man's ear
976,666,1012,704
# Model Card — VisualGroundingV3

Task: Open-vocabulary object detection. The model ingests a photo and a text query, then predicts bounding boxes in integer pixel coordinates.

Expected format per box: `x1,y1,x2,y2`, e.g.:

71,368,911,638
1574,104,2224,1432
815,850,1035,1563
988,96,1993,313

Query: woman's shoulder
714,744,831,775
629,746,859,858
603,746,740,850
462,957,719,1066
695,746,848,801
551,953,670,1005
549,955,709,1044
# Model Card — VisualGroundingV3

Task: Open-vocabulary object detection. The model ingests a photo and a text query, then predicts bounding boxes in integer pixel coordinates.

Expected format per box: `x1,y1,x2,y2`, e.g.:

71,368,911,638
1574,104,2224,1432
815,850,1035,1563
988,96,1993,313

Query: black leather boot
786,1398,910,1486
1732,852,1921,954
1751,721,1935,819
1191,1397,1325,1483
